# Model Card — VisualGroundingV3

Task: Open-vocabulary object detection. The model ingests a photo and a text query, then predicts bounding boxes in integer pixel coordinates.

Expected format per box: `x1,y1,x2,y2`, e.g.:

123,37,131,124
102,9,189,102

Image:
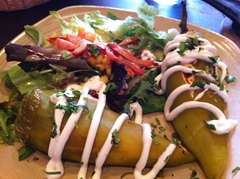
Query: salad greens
0,3,170,149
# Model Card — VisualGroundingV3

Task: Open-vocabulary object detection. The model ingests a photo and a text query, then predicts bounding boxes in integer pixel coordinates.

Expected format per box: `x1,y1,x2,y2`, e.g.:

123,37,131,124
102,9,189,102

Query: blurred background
0,0,239,49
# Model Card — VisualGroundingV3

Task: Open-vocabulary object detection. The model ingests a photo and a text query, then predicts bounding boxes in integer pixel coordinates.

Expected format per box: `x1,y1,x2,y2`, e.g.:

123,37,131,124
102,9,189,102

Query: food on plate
0,2,238,179
16,87,196,179
154,31,238,179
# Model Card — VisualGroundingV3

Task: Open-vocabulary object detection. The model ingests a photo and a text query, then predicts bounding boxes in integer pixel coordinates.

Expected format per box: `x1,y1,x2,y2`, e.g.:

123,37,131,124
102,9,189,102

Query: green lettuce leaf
123,68,165,114
137,2,159,29
0,109,19,145
24,25,44,46
6,64,51,95
50,11,95,37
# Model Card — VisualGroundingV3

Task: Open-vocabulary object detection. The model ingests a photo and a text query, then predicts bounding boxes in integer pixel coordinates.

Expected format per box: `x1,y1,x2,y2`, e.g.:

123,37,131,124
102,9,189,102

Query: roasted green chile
166,61,227,179
15,88,196,167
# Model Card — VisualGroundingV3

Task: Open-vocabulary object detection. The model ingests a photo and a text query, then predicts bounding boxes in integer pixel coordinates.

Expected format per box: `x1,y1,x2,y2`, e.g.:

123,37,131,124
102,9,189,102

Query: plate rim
0,5,239,179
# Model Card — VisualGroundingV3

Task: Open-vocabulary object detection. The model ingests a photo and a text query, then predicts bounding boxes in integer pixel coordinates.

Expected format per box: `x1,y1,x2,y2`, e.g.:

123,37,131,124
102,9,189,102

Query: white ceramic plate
0,6,240,179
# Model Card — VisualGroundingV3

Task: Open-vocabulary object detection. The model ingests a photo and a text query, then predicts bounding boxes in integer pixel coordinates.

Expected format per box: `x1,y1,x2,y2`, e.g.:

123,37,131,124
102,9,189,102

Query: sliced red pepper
110,43,154,68
124,64,136,76
105,47,144,75
118,35,139,46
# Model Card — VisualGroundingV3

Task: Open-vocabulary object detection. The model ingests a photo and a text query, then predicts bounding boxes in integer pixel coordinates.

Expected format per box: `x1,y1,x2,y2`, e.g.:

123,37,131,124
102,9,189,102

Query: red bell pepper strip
109,43,154,68
105,47,144,75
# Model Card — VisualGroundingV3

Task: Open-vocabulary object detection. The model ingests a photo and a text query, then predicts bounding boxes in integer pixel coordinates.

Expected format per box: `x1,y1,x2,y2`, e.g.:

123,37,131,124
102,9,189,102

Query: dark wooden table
0,0,239,50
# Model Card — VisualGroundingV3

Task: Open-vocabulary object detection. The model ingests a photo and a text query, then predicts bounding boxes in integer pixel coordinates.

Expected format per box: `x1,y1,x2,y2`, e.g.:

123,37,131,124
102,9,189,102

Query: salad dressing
155,33,237,135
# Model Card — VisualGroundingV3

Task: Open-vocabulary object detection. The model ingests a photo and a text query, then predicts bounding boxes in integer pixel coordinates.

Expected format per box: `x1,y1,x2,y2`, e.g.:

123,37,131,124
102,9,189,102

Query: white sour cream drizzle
92,113,129,179
48,86,178,179
47,87,89,179
130,102,177,179
155,33,237,135
78,76,106,179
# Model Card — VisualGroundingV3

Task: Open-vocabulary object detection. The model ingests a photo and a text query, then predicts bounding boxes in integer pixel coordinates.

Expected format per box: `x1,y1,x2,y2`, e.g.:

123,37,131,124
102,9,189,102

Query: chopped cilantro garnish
151,130,157,138
232,166,240,174
177,43,186,56
32,157,39,162
159,126,166,132
55,102,88,114
43,170,61,175
49,116,57,138
88,111,94,119
18,145,36,161
190,80,209,89
57,89,83,98
164,154,172,163
203,120,216,130
189,167,199,179
87,44,102,56
155,117,161,125
164,135,169,141
208,56,219,63
178,37,203,56
111,129,120,147
171,138,180,146
198,47,204,52
155,168,165,178
151,123,157,128
172,132,180,140
74,121,79,129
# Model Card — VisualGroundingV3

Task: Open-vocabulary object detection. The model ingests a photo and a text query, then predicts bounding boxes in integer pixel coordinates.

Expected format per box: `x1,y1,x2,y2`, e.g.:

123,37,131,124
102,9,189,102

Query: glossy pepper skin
166,61,227,179
15,88,196,167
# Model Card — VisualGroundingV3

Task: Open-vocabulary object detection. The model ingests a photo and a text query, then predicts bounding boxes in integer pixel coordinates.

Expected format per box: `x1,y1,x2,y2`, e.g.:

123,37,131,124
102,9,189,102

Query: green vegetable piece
203,120,216,131
16,88,196,167
107,11,120,20
18,145,36,161
24,25,44,46
137,2,159,29
111,129,120,147
232,166,240,174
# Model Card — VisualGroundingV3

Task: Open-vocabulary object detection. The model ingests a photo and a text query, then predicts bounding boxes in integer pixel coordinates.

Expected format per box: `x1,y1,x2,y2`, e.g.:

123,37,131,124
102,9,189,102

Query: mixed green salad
0,3,178,146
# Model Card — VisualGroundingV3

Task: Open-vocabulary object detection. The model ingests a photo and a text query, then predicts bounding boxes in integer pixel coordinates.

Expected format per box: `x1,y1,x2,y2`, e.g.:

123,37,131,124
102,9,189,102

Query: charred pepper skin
15,88,196,168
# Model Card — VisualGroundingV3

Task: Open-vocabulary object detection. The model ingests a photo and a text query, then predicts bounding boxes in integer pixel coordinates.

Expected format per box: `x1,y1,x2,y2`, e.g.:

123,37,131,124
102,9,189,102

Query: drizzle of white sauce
130,101,143,124
46,87,89,179
92,113,129,179
78,76,106,179
134,123,177,179
129,102,177,179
